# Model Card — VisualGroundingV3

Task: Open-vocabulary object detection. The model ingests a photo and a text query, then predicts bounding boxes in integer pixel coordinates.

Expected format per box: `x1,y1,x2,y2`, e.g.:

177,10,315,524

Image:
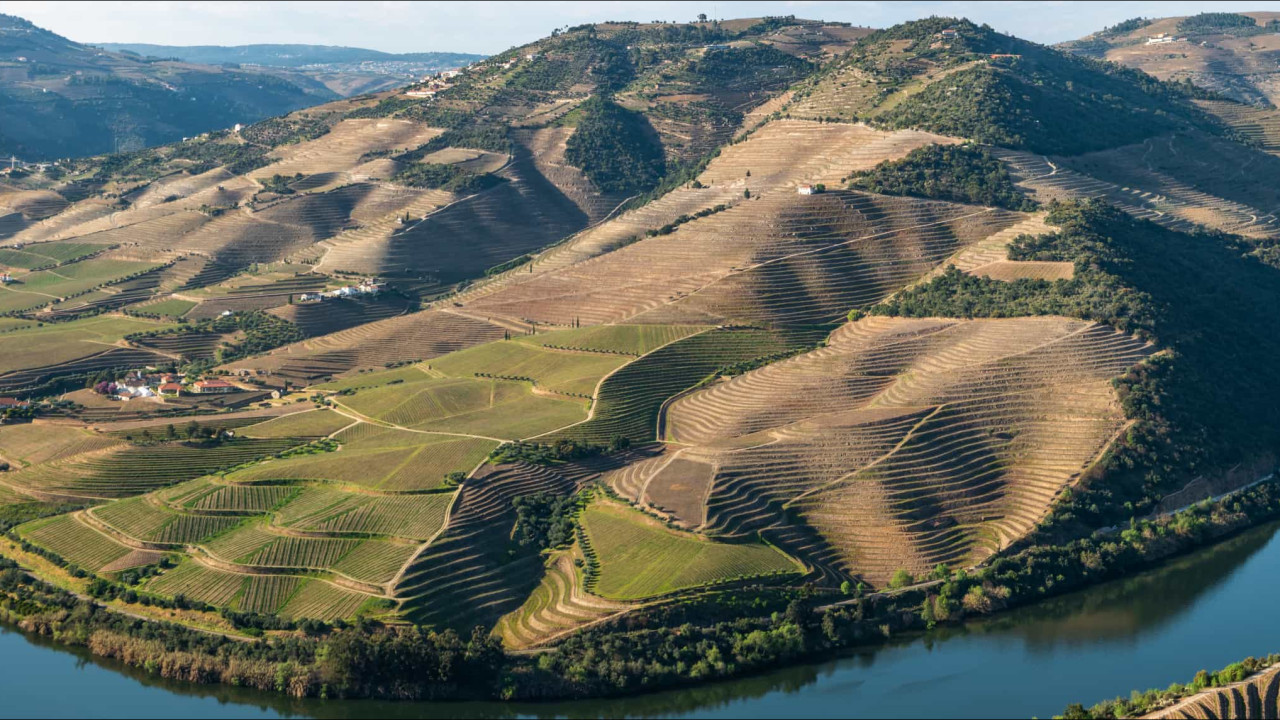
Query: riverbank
7,517,1280,718
4,476,1280,707
1062,655,1280,719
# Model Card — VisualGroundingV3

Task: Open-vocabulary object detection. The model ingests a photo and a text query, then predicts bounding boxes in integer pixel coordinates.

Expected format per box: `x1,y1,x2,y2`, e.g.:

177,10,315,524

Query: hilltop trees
565,96,666,194
848,143,1038,210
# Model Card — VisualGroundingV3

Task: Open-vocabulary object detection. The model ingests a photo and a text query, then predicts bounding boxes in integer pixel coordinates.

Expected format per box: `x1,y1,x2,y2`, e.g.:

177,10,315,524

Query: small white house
797,184,815,195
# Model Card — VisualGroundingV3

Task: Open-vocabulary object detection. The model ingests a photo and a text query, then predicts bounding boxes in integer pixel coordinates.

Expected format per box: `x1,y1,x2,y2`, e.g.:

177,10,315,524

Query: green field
0,241,105,269
227,426,494,491
580,501,800,600
0,314,172,375
145,562,247,607
274,486,453,539
338,376,586,440
19,514,132,571
10,437,303,498
430,339,627,396
239,409,353,438
522,324,708,356
279,581,371,621
92,497,242,544
0,318,33,333
315,365,430,394
134,298,197,318
143,561,370,620
0,258,159,314
0,424,119,468
554,327,825,444
331,540,417,584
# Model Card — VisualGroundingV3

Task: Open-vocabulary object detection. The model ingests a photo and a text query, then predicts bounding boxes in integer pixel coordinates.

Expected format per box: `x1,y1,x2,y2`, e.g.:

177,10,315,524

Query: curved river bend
3,521,1280,719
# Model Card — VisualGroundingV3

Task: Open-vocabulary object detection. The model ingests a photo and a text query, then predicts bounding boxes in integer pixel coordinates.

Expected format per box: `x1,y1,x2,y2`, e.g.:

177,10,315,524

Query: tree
889,568,914,589
697,13,707,22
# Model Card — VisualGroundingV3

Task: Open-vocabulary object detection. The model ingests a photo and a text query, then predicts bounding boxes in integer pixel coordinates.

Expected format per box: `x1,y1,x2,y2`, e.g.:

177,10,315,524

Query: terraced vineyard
238,409,354,438
90,496,242,545
0,315,170,377
6,437,302,499
429,336,628,397
496,550,625,650
1146,663,1280,719
7,14,1278,686
19,515,135,571
227,423,497,490
525,324,708,356
225,309,505,381
554,326,827,444
395,462,578,630
336,374,586,440
580,499,801,600
639,316,1154,584
458,121,1009,327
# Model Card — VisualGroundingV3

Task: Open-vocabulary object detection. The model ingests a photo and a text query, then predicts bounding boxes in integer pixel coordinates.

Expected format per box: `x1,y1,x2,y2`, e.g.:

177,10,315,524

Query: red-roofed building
158,383,183,396
192,379,236,394
0,398,29,408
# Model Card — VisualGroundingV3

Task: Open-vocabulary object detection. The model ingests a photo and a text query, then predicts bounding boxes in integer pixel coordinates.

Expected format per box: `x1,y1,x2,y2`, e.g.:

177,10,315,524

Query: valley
1,8,1279,717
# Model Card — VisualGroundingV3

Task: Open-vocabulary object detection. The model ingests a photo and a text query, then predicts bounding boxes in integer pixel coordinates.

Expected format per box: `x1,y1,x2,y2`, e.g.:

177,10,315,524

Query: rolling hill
0,13,341,159
97,43,487,98
2,12,1280,701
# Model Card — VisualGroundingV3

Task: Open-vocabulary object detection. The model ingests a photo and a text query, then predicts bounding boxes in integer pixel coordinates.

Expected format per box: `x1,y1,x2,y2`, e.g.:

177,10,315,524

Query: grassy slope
581,500,800,600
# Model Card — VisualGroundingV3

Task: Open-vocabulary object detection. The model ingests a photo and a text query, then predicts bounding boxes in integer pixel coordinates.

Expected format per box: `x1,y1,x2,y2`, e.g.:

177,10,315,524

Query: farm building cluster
403,68,465,99
94,371,242,401
297,279,384,303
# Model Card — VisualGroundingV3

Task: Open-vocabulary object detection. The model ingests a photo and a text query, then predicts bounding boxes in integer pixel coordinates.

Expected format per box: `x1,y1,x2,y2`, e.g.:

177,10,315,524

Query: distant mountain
1060,11,1280,105
96,43,484,70
95,43,487,99
0,14,336,160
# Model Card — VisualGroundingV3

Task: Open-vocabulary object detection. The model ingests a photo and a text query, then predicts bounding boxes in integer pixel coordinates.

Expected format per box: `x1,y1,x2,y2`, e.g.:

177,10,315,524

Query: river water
3,521,1279,719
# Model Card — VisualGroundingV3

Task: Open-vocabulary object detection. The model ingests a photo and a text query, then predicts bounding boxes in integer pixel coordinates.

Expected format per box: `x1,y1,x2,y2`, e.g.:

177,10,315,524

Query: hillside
1062,12,1280,105
2,12,1280,703
97,43,482,69
0,14,335,159
98,43,487,98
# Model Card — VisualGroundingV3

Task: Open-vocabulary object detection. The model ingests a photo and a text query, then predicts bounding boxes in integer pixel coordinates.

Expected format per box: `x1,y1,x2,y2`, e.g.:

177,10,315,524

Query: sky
4,1,1280,55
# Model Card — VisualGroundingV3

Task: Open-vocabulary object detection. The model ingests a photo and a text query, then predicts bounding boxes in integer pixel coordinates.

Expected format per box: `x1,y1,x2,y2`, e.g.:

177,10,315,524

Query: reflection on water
968,524,1274,652
2,522,1278,719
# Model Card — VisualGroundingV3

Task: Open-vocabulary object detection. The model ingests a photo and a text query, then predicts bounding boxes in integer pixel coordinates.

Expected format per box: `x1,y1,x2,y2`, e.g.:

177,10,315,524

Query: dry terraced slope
616,315,1157,585
1145,664,1280,719
496,549,625,650
458,120,1021,327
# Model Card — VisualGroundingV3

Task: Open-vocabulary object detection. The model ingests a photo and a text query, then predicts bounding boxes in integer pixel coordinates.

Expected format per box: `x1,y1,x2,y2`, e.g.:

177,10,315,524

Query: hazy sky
4,1,1280,55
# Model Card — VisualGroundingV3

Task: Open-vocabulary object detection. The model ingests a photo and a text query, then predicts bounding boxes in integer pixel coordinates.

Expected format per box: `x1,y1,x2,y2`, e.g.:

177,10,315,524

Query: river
3,521,1279,719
